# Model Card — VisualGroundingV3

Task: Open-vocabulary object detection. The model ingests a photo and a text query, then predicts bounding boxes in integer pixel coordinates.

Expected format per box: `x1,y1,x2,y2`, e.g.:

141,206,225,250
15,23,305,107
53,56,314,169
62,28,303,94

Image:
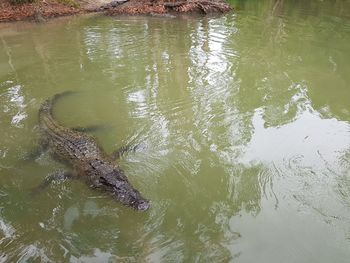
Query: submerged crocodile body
38,92,149,211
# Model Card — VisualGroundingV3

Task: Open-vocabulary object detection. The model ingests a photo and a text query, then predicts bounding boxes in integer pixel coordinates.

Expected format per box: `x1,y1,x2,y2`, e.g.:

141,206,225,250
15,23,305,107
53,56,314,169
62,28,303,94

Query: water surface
1,0,350,262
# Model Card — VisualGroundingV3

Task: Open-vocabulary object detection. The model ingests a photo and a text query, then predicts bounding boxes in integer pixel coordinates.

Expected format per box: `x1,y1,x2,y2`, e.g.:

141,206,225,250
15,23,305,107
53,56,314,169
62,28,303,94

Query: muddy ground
0,0,232,22
106,0,232,15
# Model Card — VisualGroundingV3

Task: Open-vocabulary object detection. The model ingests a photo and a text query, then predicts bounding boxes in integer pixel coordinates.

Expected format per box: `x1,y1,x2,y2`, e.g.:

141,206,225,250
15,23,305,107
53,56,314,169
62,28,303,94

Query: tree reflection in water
0,1,350,261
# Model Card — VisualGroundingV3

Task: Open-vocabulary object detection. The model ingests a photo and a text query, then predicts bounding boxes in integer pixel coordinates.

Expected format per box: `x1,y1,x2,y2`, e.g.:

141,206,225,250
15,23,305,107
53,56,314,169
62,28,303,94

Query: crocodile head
98,170,150,211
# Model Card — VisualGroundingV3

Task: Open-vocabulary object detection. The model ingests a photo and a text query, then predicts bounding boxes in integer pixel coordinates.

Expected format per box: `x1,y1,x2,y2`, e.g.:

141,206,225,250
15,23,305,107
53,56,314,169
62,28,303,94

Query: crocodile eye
99,177,115,188
99,176,108,185
99,176,105,182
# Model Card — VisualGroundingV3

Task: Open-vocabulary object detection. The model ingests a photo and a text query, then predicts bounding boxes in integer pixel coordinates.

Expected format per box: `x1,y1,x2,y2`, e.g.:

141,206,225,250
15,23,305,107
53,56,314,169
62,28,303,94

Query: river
0,0,350,262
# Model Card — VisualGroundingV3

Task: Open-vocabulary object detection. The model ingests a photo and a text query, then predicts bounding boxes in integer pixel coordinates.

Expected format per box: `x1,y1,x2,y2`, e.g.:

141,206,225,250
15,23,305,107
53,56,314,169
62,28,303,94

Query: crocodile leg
31,170,75,196
71,124,108,133
22,137,49,161
110,144,139,160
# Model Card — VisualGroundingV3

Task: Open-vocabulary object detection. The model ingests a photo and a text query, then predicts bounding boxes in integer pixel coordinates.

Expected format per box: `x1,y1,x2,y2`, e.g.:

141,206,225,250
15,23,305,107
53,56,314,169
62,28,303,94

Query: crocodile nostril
137,201,150,211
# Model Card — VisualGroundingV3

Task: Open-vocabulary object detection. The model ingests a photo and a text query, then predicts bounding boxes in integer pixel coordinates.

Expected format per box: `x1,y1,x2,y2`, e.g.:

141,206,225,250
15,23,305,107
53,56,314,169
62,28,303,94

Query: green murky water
1,0,350,261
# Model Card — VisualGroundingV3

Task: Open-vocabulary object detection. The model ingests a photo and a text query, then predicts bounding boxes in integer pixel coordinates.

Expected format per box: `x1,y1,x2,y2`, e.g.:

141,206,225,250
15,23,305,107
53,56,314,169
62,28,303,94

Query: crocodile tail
39,91,77,119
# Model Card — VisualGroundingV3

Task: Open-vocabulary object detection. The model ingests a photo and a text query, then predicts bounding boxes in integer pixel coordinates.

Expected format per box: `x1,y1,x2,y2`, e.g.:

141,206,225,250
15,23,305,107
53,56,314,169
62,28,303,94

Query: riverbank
106,0,232,16
0,0,232,22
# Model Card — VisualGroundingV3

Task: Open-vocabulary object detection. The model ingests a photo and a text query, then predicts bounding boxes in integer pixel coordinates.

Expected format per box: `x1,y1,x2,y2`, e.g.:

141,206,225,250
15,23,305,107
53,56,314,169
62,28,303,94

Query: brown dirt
0,0,82,22
107,0,232,16
0,0,232,22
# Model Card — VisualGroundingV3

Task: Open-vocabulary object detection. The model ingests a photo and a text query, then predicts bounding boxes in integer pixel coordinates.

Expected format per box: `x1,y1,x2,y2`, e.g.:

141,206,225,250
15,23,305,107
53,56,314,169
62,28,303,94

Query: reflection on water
1,0,350,261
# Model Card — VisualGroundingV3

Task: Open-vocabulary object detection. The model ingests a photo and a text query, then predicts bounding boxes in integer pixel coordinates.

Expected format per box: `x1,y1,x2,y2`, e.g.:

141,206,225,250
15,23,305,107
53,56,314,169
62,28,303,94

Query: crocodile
36,92,149,211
